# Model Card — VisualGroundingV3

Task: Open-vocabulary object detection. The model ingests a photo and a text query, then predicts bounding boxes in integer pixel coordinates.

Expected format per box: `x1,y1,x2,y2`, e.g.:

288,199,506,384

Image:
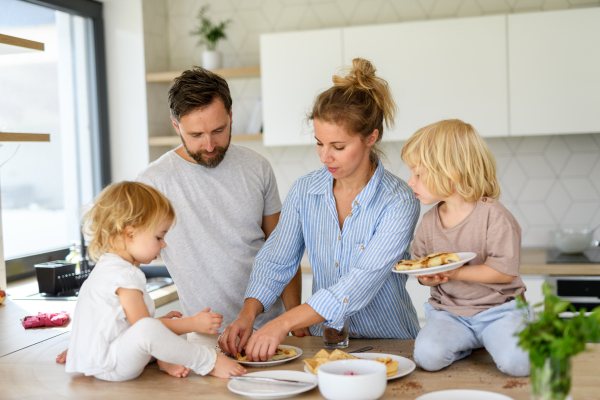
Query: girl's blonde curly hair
82,181,176,261
401,119,501,202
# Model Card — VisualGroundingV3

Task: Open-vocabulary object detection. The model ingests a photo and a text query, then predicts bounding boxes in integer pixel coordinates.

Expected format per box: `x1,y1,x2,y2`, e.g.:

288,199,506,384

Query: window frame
5,0,110,283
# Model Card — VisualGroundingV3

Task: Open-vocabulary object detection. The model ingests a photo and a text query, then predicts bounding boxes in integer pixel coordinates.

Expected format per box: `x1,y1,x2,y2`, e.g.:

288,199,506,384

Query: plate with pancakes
303,349,415,380
392,252,477,276
235,345,302,367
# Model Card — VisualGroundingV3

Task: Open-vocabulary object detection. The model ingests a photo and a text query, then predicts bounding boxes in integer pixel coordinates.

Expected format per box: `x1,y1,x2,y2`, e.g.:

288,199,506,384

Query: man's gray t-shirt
137,144,285,329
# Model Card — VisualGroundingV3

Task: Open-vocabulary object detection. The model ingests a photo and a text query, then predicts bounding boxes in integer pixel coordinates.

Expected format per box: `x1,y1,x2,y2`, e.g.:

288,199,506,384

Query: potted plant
190,5,231,70
517,282,600,400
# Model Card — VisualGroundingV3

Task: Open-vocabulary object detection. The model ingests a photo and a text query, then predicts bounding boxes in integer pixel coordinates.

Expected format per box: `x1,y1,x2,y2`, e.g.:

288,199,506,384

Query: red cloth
21,311,70,329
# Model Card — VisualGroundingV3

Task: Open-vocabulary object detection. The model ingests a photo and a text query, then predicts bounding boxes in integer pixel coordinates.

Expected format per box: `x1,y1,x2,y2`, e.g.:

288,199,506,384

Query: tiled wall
142,0,600,248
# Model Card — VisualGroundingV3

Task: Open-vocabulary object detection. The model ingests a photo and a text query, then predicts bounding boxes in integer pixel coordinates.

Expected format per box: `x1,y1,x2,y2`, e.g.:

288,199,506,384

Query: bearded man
137,67,304,337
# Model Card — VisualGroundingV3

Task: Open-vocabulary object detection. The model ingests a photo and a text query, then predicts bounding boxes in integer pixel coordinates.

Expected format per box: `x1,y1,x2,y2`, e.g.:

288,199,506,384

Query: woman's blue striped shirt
245,162,421,339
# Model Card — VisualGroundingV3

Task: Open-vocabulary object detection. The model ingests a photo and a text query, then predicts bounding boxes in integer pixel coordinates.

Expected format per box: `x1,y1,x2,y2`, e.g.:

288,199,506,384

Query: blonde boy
401,119,531,377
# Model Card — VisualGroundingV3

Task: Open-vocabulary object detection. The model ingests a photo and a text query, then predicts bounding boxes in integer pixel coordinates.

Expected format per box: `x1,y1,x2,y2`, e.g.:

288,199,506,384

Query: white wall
99,0,149,182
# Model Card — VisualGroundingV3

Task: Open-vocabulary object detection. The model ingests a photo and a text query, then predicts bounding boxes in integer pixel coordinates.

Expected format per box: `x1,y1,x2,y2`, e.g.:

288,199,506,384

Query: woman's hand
158,311,182,320
218,314,255,356
191,308,223,335
245,319,289,362
416,273,449,286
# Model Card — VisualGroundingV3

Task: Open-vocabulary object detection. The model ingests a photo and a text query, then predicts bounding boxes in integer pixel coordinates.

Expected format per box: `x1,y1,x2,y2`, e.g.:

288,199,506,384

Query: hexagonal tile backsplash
142,0,600,248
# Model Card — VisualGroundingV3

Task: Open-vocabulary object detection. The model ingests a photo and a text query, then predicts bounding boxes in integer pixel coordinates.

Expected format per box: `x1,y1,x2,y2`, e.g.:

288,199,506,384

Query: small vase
530,357,572,400
202,50,221,70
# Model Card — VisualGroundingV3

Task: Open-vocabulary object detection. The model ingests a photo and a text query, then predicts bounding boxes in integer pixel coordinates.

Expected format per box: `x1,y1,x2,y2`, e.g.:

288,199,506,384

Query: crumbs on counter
503,379,528,389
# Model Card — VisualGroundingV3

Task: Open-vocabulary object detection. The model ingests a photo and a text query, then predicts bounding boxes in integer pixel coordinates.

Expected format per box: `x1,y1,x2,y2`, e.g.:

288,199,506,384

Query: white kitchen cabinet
343,15,509,140
261,28,343,146
508,8,600,136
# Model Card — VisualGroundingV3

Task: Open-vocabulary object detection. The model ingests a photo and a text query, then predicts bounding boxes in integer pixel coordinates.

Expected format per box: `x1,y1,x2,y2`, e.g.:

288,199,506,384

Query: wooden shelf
0,132,50,142
146,66,260,83
0,33,44,55
148,134,262,147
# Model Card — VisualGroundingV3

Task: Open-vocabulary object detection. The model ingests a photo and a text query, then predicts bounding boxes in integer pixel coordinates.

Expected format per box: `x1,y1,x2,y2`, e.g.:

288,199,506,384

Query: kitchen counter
1,333,598,399
299,249,600,276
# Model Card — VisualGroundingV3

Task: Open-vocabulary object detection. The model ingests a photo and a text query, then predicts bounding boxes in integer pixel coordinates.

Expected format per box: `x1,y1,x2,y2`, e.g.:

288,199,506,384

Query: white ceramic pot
317,359,387,400
202,50,221,70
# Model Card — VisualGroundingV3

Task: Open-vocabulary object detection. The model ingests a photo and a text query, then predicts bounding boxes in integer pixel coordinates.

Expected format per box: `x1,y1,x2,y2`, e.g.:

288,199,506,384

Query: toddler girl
65,181,245,381
401,119,530,377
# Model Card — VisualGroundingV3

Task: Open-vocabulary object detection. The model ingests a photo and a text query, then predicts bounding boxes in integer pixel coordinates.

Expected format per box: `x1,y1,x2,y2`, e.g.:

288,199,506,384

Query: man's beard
180,131,231,168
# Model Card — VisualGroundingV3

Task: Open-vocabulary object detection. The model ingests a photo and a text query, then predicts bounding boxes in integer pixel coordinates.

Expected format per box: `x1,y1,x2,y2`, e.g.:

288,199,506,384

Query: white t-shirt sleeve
263,162,282,216
109,268,147,297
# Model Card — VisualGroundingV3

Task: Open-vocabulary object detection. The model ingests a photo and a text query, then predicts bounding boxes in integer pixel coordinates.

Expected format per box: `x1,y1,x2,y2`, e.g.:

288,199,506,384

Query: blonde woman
219,58,421,360
401,119,531,376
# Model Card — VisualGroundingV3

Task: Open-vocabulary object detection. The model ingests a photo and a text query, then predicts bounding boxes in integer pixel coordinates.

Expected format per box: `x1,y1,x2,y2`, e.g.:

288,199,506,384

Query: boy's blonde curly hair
82,181,176,261
401,119,500,202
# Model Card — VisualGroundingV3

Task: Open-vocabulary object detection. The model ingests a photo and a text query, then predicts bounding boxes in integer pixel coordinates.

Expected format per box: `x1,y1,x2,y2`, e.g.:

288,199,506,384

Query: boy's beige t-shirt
412,198,526,317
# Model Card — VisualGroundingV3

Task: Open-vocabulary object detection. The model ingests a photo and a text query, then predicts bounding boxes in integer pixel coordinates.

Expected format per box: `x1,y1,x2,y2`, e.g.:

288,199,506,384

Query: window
0,0,109,281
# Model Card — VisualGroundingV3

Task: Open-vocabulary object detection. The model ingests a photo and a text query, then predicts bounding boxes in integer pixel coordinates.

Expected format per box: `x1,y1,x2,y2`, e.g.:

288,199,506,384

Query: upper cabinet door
508,8,600,136
261,29,343,147
343,15,508,140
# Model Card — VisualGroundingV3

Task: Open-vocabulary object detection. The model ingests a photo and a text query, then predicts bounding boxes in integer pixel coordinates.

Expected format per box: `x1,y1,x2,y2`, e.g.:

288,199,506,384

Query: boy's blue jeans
413,300,532,377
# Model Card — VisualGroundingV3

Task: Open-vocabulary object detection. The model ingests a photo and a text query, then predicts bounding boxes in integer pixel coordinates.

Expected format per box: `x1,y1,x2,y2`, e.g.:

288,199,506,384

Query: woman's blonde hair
401,119,501,202
308,58,397,160
82,181,176,261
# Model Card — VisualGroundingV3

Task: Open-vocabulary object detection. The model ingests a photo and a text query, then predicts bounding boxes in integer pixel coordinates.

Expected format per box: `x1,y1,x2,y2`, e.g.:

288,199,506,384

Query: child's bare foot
56,349,68,364
208,354,246,378
157,360,191,378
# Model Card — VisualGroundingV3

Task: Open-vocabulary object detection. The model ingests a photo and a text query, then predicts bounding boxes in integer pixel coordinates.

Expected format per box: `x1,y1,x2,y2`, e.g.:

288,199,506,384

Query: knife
229,376,313,386
350,346,373,353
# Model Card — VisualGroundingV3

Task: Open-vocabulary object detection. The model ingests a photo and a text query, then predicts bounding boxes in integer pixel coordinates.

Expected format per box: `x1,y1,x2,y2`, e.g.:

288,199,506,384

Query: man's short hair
168,66,233,122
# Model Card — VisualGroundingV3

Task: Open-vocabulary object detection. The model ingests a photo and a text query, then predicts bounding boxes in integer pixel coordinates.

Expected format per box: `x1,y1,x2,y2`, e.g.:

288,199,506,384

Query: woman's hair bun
333,58,377,92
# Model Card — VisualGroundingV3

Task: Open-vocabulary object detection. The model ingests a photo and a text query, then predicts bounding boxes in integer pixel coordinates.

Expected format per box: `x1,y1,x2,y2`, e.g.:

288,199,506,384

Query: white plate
416,390,515,400
236,345,302,367
227,370,317,399
392,252,477,276
303,352,416,381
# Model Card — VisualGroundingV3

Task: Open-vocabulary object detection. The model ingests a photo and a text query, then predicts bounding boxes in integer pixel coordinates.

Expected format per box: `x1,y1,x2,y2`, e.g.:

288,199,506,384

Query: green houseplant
190,5,231,70
517,282,600,400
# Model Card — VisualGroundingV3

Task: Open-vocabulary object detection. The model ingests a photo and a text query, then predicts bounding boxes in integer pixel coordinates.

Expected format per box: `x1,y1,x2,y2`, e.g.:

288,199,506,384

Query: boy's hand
416,273,449,286
192,308,223,334
159,311,182,320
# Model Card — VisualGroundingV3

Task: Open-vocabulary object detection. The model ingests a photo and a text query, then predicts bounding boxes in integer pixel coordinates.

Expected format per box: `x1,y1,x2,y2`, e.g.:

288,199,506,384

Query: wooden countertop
299,249,600,276
0,333,598,399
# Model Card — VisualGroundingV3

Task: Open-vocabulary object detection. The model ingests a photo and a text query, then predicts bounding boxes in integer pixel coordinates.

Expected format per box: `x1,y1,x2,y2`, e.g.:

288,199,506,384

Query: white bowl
317,359,387,400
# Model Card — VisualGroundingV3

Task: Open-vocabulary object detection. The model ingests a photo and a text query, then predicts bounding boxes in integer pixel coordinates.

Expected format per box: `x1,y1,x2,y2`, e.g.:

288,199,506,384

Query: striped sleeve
245,181,305,311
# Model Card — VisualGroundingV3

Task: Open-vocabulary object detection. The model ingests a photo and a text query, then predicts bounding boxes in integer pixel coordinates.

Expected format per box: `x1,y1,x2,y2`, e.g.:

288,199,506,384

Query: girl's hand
159,311,182,320
208,354,246,378
244,319,289,362
416,273,449,286
192,308,223,335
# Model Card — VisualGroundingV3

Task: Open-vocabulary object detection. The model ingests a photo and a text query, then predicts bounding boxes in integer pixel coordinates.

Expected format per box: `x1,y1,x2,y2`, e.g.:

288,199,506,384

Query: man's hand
158,311,183,319
218,314,255,356
416,273,449,286
244,318,289,362
191,308,223,334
